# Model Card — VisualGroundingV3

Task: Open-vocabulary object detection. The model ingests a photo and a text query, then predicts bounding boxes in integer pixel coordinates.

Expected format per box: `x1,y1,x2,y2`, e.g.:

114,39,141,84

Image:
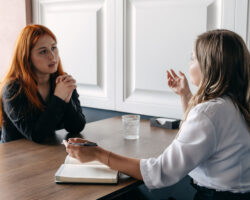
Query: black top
1,80,86,143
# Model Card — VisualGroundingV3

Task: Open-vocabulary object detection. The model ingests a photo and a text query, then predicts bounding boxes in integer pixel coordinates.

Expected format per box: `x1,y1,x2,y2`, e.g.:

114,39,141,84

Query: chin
190,78,200,87
49,66,58,74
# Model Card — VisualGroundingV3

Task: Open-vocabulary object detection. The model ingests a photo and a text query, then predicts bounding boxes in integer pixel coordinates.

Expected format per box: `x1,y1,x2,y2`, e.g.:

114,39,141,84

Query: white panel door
32,0,248,119
32,0,115,109
222,0,249,42
249,1,250,50
116,0,220,119
246,0,250,50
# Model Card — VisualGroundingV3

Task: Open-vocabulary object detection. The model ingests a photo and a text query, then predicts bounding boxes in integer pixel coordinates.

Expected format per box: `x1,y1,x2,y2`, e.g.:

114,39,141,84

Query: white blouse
140,97,250,193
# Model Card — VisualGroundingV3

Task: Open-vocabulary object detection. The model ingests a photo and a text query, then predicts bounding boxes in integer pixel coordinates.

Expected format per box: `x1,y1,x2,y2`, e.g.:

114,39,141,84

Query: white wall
32,0,249,119
0,0,30,80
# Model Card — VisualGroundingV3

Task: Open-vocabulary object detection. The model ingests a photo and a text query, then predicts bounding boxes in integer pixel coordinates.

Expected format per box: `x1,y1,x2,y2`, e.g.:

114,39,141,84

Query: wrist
54,92,67,102
180,89,192,99
95,147,110,166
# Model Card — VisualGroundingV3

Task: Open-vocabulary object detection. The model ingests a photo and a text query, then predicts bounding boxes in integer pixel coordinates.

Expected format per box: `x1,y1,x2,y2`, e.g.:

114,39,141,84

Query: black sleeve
63,89,86,133
2,84,67,143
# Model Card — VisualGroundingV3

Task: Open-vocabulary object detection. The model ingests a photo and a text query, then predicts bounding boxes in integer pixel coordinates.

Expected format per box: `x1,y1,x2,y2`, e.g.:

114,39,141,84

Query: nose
48,50,56,60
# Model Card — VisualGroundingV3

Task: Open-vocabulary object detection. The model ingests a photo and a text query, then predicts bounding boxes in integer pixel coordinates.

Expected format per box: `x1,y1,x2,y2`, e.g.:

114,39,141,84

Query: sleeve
2,86,67,143
63,89,86,133
140,108,217,189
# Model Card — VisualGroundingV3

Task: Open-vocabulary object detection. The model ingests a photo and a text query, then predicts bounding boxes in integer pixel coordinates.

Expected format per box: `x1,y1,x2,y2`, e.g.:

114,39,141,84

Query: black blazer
1,79,86,143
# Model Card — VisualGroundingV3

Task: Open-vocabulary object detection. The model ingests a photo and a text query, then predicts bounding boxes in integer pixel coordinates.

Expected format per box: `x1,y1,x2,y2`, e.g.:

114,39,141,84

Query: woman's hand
54,74,76,103
63,138,103,163
166,69,191,97
167,69,192,112
63,138,143,180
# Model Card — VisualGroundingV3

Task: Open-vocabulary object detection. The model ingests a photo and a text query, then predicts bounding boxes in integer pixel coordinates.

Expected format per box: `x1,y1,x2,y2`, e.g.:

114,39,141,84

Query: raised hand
166,69,192,112
54,74,76,103
167,69,191,96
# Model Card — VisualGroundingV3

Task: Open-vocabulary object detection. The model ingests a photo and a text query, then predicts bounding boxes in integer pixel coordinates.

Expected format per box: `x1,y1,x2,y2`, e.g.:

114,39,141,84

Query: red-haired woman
0,24,86,143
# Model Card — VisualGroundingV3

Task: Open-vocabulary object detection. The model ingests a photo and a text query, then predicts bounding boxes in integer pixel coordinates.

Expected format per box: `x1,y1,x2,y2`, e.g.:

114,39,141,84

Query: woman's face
189,51,202,86
31,34,59,76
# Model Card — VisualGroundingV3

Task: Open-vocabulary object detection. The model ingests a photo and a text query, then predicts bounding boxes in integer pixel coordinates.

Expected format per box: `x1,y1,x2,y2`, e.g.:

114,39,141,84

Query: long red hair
0,24,64,127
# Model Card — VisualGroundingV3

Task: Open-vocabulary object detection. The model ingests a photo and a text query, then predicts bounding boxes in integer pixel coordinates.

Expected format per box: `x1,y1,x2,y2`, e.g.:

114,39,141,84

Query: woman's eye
52,46,57,51
40,50,47,54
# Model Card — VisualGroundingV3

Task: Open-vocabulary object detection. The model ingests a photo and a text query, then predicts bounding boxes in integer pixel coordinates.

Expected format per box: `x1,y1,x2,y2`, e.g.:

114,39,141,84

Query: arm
98,148,143,180
54,75,86,133
63,89,86,133
2,83,67,142
140,109,216,189
180,91,192,112
63,138,143,180
167,69,192,112
64,107,216,189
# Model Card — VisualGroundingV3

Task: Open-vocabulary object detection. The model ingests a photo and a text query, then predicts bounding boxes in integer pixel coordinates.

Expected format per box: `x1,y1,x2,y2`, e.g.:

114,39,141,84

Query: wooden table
0,117,177,200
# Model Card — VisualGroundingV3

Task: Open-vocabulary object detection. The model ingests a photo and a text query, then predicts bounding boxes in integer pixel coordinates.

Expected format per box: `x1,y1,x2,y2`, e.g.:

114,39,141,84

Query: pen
68,142,98,146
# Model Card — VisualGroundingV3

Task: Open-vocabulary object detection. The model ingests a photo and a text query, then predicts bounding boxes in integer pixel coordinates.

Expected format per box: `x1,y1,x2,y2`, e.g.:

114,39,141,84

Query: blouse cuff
140,159,155,189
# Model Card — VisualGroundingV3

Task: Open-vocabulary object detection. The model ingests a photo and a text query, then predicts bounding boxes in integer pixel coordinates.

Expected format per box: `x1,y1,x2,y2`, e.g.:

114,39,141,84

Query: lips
48,62,57,67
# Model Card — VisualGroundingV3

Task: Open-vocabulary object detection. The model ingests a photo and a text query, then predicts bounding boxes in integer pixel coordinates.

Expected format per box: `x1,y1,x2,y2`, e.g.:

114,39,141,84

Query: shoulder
190,96,235,121
2,80,22,99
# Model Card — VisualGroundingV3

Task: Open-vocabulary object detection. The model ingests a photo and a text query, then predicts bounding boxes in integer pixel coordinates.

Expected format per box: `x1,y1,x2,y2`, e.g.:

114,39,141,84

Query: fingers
64,138,94,161
66,83,76,91
54,74,76,102
166,70,173,79
68,138,88,143
56,75,76,91
166,70,170,78
179,71,185,77
56,74,68,83
170,69,179,79
166,69,178,88
167,69,180,80
56,74,76,84
61,76,76,88
63,75,75,83
167,75,174,87
66,146,78,159
64,138,80,157
63,139,68,147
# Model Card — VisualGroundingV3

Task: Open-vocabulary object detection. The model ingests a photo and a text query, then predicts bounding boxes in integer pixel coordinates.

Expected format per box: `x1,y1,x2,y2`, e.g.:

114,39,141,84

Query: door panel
33,0,115,109
116,0,220,118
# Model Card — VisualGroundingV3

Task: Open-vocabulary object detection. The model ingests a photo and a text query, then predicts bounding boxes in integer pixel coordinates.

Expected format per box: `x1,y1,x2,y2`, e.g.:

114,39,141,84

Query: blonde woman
64,30,250,200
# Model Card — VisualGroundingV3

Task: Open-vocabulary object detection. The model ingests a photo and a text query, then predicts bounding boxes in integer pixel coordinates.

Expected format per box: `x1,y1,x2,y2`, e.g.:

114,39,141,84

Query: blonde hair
184,29,250,128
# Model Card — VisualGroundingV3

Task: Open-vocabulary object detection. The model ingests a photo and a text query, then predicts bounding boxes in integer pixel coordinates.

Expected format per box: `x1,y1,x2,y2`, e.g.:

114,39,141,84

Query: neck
36,74,50,86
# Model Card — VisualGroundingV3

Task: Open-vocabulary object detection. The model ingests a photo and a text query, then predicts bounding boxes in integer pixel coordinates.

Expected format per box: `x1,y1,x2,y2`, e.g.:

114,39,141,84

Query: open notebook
55,155,119,184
